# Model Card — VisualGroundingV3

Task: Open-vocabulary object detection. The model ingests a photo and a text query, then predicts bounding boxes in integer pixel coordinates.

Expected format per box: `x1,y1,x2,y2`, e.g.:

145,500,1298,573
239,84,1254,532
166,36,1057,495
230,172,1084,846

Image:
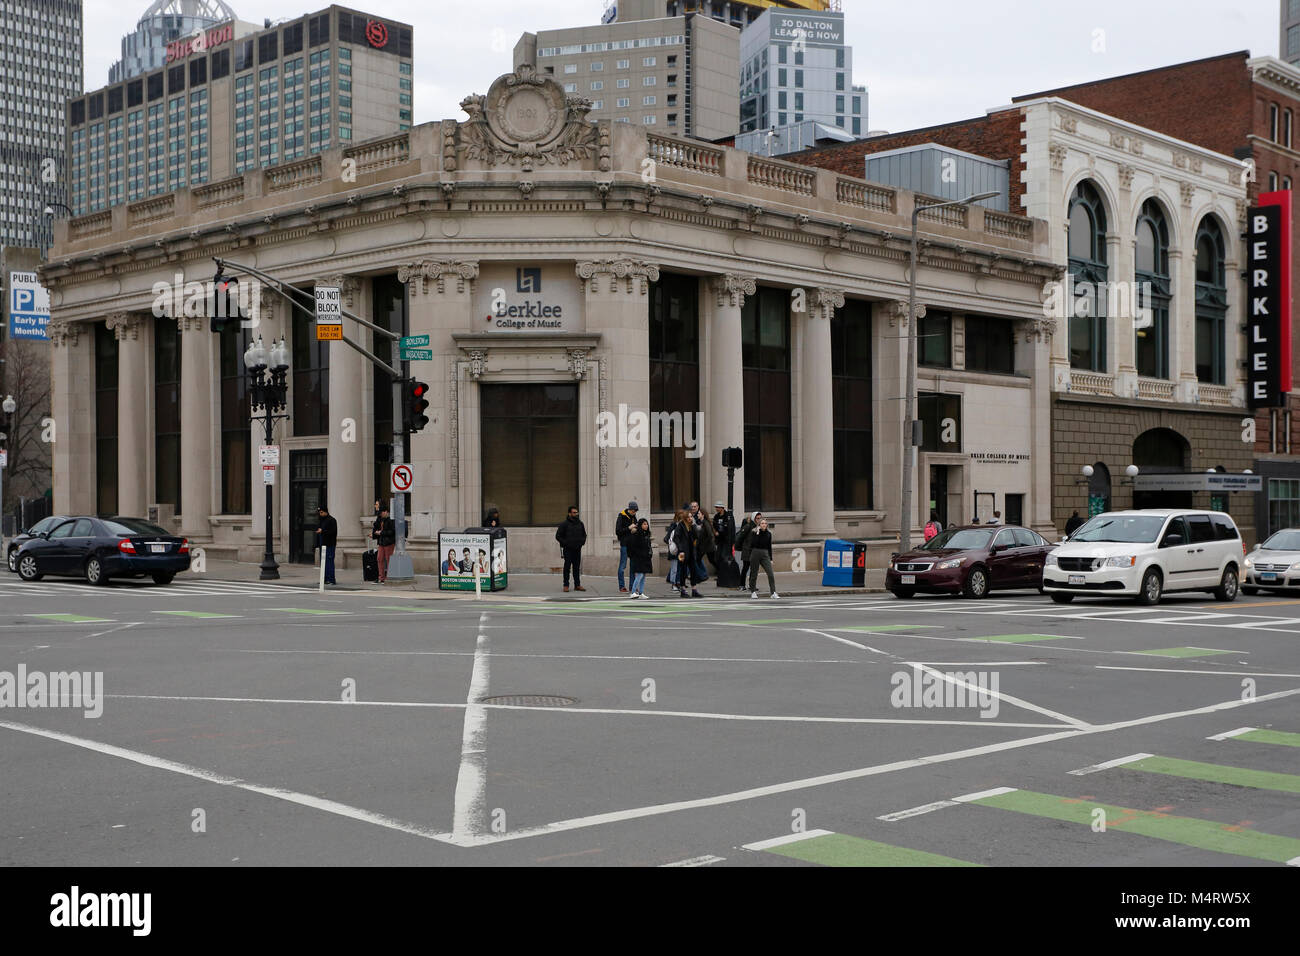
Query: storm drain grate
479,695,577,708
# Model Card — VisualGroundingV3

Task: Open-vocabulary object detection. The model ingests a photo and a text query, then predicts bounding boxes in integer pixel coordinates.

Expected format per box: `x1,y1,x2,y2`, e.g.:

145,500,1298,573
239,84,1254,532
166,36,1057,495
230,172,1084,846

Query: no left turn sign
390,463,414,493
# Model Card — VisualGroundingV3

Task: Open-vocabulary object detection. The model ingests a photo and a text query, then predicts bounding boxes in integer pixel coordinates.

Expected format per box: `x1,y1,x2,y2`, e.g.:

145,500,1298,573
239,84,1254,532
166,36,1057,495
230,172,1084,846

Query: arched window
1067,180,1108,372
1135,198,1171,380
1194,216,1228,385
1270,103,1280,142
1286,109,1294,148
1088,461,1112,514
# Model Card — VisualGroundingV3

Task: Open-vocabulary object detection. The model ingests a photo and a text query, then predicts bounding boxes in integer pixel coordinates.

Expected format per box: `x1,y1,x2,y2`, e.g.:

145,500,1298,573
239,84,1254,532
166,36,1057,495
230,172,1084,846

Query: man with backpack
615,501,639,593
923,511,942,542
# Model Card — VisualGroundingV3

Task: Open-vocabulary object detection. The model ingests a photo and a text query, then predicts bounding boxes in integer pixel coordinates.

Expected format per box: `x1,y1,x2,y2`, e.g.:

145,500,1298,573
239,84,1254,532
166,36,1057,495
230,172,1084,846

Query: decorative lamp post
244,336,290,580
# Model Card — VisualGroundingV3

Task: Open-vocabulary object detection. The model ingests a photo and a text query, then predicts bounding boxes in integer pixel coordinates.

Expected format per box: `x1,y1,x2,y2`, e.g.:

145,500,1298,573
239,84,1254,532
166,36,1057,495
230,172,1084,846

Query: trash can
821,539,857,587
438,527,508,591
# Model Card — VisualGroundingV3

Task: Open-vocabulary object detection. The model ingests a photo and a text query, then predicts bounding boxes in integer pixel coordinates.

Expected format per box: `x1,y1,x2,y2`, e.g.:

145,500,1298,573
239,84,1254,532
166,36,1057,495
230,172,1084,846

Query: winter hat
628,501,639,510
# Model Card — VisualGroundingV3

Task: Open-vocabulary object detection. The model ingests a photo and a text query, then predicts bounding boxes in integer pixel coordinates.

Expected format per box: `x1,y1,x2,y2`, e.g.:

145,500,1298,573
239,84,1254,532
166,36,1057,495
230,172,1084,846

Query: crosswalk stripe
1131,647,1233,658
1122,755,1300,793
752,831,981,867
1068,753,1153,776
26,613,113,623
659,854,725,867
154,611,240,619
1230,729,1300,748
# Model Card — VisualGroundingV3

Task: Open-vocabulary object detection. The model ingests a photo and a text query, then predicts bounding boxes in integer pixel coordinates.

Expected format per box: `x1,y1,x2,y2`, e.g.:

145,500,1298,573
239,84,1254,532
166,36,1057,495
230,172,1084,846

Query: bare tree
0,336,52,514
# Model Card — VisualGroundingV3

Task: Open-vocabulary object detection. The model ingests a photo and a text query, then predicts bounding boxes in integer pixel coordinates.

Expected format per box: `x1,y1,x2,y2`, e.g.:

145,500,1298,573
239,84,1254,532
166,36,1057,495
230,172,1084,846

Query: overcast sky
82,0,1281,133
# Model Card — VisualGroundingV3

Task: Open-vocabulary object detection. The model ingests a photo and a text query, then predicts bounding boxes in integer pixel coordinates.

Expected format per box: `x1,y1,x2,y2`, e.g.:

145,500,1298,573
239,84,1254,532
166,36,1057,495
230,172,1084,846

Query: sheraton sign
1246,190,1293,409
166,23,233,64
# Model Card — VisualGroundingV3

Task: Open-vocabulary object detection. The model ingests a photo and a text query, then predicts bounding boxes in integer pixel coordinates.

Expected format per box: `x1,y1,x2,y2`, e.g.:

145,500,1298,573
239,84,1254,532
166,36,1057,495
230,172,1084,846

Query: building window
617,97,630,108
1135,198,1171,380
831,299,872,509
154,319,182,512
1289,24,1300,59
590,61,604,71
643,56,656,66
95,324,119,516
219,327,251,514
1269,170,1280,191
649,274,700,513
617,78,630,89
1194,216,1228,385
742,287,792,512
590,80,603,91
1287,109,1294,147
643,95,656,105
1269,478,1300,533
1067,179,1109,373
964,315,1016,374
643,76,656,86
919,311,952,368
292,293,329,435
564,63,577,74
564,83,577,93
1287,176,1294,190
617,58,629,69
480,384,579,526
643,115,656,125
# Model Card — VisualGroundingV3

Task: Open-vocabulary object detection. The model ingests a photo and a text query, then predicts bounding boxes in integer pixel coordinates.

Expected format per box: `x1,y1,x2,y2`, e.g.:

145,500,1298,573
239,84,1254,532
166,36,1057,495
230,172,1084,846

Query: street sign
399,334,430,349
262,465,276,485
259,444,280,466
315,285,342,341
317,324,343,341
0,450,6,469
390,463,414,493
399,347,433,361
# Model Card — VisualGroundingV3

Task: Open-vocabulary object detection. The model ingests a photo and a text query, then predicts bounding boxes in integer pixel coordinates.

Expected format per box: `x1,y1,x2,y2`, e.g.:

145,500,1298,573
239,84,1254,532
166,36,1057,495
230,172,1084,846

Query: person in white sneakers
627,517,653,599
747,516,779,599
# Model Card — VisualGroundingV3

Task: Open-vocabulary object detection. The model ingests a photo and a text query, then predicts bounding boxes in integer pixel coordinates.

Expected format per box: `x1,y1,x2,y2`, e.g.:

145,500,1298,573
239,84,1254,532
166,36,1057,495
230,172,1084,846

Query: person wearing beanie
736,510,762,587
615,500,639,592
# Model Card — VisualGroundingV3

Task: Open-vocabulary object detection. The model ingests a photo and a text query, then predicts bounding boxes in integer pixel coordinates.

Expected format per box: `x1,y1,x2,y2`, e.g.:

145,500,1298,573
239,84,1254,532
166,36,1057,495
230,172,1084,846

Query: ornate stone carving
575,258,660,295
1058,114,1078,134
1179,181,1196,207
887,299,926,328
1020,316,1057,343
1117,164,1136,190
1236,198,1250,225
1190,156,1203,174
399,259,480,295
1110,132,1127,150
1173,153,1188,170
176,314,205,332
46,317,83,348
324,274,360,309
712,274,756,309
440,119,459,172
567,347,589,380
466,349,488,380
806,288,846,320
106,312,143,341
1049,143,1068,171
1130,139,1144,156
458,66,605,172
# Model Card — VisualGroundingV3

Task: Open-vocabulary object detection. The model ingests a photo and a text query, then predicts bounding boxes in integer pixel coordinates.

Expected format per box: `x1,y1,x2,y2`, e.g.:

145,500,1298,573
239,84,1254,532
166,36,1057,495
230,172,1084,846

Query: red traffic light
412,383,428,399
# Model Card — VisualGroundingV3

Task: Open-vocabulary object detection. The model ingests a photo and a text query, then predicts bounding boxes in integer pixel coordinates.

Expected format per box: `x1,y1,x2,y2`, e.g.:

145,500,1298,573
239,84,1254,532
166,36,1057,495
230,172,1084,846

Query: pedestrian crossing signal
407,379,430,433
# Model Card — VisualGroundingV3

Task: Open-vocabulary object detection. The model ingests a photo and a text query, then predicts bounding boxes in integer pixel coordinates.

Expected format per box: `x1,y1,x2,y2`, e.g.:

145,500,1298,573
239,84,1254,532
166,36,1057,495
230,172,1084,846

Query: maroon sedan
886,525,1055,599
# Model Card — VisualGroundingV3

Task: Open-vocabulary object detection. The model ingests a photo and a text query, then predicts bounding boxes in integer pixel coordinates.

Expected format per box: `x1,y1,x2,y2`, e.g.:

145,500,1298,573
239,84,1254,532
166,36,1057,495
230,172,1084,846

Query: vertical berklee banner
1247,190,1293,409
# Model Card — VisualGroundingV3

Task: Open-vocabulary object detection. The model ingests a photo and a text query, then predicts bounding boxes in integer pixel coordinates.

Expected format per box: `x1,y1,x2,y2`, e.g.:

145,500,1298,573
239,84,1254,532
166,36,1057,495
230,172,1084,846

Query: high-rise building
1283,0,1300,66
515,13,739,140
608,0,840,31
0,0,83,251
737,6,865,140
109,0,248,84
66,5,413,216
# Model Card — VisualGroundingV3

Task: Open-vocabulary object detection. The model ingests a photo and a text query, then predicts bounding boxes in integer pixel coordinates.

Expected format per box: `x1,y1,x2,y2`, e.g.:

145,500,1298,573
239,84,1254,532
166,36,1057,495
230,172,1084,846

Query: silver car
1243,528,1300,594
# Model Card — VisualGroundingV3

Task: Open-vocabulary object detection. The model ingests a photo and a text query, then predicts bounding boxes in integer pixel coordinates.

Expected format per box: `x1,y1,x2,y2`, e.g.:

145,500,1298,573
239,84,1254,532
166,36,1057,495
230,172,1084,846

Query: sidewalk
195,556,886,599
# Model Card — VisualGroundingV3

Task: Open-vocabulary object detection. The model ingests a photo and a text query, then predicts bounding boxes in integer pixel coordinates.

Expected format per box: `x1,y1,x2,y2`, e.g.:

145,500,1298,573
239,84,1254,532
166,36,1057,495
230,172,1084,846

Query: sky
81,0,1282,134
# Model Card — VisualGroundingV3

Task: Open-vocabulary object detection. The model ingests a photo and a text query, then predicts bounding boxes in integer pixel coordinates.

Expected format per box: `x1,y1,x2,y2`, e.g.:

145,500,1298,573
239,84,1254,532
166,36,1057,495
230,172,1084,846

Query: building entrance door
929,464,948,528
289,449,328,564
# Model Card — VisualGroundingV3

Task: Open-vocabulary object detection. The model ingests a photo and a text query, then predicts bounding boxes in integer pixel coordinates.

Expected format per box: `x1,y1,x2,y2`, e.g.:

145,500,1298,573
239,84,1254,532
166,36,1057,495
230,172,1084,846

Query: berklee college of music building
44,65,1216,574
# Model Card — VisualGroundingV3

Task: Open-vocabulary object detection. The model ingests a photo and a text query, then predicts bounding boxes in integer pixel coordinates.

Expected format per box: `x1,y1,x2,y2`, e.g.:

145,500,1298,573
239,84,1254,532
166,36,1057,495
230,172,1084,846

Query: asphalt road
1,573,1297,868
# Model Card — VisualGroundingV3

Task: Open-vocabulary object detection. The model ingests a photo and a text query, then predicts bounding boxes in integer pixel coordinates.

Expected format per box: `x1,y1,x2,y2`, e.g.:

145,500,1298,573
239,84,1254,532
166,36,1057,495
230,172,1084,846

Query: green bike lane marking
1123,755,1300,794
1234,729,1300,748
1132,647,1233,659
745,830,979,867
25,614,114,624
838,625,939,633
270,608,348,616
968,789,1300,864
960,634,1076,644
154,611,240,619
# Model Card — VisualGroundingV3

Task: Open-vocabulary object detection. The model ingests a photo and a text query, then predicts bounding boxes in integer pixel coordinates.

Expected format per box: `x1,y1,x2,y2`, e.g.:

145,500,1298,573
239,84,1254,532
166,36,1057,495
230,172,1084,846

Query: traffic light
722,446,743,470
406,379,430,433
209,269,241,333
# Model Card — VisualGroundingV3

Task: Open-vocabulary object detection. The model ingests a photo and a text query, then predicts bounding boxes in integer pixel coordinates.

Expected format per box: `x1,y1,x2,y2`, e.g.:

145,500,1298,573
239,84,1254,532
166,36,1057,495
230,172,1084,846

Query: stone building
41,67,1057,574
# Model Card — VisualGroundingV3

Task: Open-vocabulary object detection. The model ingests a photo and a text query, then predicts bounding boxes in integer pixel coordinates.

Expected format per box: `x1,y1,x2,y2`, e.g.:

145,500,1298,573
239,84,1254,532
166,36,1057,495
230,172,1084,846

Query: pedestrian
711,501,735,585
482,506,501,529
747,515,779,599
371,505,396,583
987,511,1002,526
627,517,653,599
923,511,942,542
667,508,699,598
555,505,587,592
692,509,715,584
615,500,639,593
1065,510,1085,536
315,506,338,585
737,510,761,585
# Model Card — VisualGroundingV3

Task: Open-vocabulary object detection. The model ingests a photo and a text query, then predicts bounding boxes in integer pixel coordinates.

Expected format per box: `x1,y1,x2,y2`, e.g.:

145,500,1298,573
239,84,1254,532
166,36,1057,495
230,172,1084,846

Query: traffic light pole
384,296,415,585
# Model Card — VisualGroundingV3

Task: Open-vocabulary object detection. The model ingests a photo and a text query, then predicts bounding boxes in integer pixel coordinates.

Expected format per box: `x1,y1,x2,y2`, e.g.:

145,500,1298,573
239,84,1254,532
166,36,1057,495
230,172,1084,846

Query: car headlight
1045,553,1058,567
1244,557,1253,568
1104,556,1137,567
1289,561,1300,571
936,558,963,570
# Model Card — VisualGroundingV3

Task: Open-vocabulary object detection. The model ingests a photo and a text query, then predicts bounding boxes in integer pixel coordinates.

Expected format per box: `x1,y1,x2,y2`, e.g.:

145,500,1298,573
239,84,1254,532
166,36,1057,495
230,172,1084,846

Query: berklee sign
1247,191,1293,409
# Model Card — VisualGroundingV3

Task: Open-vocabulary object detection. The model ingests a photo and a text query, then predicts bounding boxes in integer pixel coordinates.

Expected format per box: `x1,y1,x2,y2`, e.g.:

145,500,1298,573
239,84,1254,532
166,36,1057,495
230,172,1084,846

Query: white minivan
1042,510,1245,606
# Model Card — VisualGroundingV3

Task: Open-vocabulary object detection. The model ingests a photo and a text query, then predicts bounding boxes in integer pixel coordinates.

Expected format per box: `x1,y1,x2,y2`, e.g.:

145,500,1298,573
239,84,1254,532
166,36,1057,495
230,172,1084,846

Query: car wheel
891,588,915,599
6,547,17,573
1050,593,1074,604
85,557,110,587
1242,586,1258,596
1136,568,1162,606
1214,567,1239,602
962,567,989,599
152,573,175,586
17,554,42,581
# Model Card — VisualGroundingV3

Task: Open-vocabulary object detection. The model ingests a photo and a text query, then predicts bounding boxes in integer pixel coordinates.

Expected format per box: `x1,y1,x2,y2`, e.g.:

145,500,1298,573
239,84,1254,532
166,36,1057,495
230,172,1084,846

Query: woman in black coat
667,510,700,599
627,518,653,599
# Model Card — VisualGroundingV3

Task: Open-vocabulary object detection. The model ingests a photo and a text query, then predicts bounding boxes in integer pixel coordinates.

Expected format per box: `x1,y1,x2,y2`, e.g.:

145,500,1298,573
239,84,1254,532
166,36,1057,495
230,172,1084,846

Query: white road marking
660,854,726,867
742,829,834,851
451,618,491,842
226,648,886,665
797,628,897,658
0,719,456,844
1207,727,1255,741
913,663,1091,728
78,622,140,641
952,787,1018,803
1287,856,1300,867
1097,666,1300,678
876,800,959,822
1068,752,1154,775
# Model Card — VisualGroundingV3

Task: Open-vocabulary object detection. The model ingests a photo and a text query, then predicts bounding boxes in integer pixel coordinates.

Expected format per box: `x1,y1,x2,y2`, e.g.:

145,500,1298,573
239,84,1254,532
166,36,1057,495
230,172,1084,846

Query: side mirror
1162,533,1184,548
993,543,1011,552
1061,535,1069,542
1251,543,1261,552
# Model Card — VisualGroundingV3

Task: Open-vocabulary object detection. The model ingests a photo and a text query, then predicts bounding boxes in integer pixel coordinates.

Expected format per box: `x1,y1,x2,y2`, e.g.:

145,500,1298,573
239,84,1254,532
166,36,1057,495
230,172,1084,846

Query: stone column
48,319,95,515
876,299,924,539
324,274,367,552
178,314,214,541
1020,316,1057,536
108,312,149,518
705,274,755,519
1170,247,1198,403
797,288,843,536
1109,229,1138,398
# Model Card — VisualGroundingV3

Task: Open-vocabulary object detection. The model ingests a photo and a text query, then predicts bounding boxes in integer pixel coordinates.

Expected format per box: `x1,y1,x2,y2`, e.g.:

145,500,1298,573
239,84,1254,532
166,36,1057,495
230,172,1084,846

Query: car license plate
1261,572,1278,582
901,574,916,585
150,544,166,554
1069,574,1085,586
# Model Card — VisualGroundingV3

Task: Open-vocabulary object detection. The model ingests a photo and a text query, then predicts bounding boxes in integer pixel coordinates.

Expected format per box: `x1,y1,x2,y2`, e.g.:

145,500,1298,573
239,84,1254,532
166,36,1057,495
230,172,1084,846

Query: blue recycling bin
822,539,857,587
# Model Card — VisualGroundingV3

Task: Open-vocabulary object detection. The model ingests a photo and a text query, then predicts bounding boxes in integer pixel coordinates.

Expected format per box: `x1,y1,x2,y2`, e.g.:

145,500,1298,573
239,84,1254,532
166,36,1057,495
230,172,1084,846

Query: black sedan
15,516,192,586
6,514,68,573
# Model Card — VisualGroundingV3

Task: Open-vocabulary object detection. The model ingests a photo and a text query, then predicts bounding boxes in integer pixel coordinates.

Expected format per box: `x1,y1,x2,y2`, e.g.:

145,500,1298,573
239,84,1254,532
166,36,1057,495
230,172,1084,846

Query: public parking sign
390,463,414,494
315,285,342,341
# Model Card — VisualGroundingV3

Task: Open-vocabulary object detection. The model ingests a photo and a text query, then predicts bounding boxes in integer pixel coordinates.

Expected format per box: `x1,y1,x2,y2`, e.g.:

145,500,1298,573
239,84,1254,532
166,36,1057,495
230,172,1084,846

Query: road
1,574,1297,867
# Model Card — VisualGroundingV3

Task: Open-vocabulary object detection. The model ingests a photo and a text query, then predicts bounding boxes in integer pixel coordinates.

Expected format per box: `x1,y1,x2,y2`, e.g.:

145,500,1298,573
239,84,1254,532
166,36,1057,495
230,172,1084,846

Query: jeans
747,550,775,593
563,547,582,586
618,544,629,588
630,571,646,594
323,546,336,584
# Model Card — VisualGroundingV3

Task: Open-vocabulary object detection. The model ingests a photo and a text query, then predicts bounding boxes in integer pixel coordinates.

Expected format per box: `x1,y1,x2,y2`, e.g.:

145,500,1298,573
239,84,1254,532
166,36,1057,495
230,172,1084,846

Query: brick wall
785,109,1029,213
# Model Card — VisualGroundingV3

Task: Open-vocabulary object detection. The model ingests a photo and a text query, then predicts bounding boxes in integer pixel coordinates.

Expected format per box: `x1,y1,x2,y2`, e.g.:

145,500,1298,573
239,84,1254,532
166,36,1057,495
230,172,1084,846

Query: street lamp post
244,336,290,580
899,190,1000,553
0,394,14,551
